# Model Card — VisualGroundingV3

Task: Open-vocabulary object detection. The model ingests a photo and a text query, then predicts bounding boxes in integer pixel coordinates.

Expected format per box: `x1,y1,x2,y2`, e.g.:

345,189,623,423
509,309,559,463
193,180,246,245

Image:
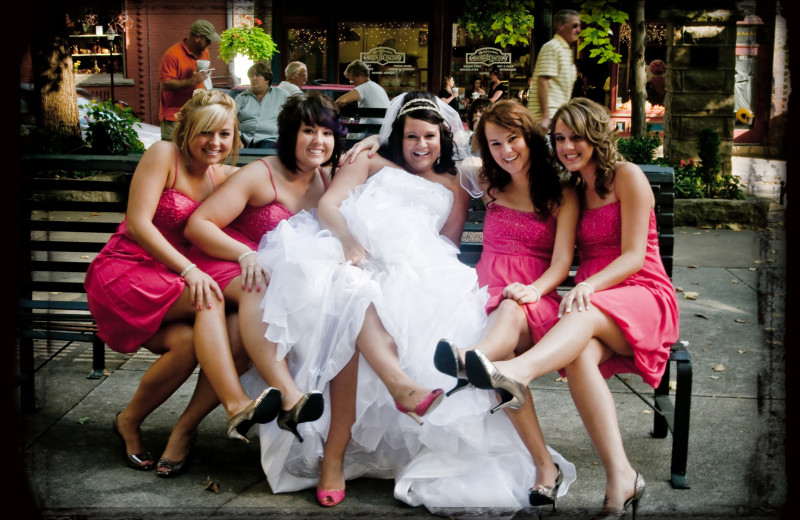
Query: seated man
235,62,290,148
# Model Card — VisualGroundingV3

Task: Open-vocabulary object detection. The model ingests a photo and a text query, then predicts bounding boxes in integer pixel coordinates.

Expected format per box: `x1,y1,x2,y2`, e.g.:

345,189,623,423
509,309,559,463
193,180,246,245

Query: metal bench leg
87,334,106,380
670,350,692,489
653,359,671,439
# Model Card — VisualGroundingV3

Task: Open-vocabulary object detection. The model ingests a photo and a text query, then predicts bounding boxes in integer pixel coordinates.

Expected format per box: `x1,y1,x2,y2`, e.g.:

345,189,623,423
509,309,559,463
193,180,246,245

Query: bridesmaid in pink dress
434,100,579,508
85,90,279,476
184,92,346,447
464,97,679,519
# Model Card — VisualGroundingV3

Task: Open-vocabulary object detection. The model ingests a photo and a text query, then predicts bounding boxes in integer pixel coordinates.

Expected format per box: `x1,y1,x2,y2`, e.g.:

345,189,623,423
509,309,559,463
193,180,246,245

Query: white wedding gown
239,166,576,517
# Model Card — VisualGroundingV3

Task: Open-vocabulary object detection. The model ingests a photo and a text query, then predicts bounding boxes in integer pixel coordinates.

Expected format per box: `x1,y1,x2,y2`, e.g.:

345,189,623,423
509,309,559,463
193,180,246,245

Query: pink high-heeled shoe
317,488,346,507
394,388,444,425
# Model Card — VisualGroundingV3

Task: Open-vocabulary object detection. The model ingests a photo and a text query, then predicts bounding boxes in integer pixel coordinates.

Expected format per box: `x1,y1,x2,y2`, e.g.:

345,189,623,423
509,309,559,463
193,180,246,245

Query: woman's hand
558,282,594,318
238,251,267,292
183,267,224,311
339,135,381,165
502,282,541,305
341,238,367,266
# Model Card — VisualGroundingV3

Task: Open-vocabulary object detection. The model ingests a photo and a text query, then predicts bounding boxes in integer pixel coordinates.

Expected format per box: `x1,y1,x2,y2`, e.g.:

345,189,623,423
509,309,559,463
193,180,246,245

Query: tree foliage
576,0,628,64
458,0,535,48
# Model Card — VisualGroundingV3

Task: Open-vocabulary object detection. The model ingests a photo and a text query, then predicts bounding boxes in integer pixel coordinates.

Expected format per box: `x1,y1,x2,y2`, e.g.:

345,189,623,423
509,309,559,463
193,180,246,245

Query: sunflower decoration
736,107,754,125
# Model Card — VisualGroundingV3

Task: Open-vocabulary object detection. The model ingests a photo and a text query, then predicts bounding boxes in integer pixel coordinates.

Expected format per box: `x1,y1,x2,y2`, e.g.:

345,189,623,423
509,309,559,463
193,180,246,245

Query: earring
435,155,441,166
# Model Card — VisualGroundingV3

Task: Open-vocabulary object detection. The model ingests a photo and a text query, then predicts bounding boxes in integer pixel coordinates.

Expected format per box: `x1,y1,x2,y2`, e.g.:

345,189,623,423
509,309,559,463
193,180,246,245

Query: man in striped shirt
528,10,581,130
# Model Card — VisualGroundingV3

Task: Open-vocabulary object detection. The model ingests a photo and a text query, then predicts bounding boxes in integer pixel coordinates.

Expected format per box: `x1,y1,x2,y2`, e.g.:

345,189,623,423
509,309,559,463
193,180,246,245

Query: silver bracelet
180,263,197,278
576,281,594,294
238,250,257,263
527,284,541,301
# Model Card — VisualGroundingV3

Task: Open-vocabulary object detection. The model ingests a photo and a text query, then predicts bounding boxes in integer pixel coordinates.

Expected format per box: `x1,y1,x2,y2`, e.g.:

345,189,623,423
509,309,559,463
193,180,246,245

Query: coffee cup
452,87,459,97
197,60,211,71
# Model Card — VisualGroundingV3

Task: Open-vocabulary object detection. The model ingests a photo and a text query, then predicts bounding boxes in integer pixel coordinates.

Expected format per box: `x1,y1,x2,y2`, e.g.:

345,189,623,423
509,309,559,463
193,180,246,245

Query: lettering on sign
361,47,406,66
465,47,512,66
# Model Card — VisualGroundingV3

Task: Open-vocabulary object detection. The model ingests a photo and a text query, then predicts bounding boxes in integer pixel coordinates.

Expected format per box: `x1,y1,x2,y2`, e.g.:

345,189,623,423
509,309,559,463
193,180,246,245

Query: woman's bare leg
355,304,434,412
319,352,359,494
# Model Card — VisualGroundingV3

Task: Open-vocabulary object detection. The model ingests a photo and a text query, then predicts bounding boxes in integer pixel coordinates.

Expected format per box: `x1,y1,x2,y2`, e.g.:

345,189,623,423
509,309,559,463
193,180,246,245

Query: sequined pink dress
571,201,679,387
85,160,214,353
191,159,321,290
475,203,561,342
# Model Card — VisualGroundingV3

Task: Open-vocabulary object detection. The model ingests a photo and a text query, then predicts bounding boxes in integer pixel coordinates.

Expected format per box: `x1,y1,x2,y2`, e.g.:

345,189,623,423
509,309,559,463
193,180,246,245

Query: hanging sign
361,47,406,66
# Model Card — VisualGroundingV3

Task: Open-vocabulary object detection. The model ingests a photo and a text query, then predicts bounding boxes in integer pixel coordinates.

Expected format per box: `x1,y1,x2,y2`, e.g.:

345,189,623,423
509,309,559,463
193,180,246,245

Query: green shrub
84,99,146,155
617,132,661,164
654,156,744,200
20,125,86,155
697,128,721,198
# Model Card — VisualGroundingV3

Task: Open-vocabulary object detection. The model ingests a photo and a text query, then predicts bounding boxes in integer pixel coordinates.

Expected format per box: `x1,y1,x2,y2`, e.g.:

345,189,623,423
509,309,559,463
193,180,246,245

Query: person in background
528,9,581,130
465,76,487,112
518,75,533,105
465,98,491,155
487,68,507,103
236,61,290,149
158,19,221,141
277,61,308,97
335,59,390,120
439,75,461,114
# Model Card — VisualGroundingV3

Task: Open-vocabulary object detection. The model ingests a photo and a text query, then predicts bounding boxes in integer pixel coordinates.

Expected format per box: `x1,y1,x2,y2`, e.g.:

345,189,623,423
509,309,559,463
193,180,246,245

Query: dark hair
474,100,563,216
377,91,457,175
276,91,348,175
467,98,491,131
247,61,273,85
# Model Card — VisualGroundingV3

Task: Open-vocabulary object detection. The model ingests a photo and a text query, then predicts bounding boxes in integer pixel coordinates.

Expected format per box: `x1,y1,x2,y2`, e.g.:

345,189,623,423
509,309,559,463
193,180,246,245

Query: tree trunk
31,6,80,139
630,0,646,136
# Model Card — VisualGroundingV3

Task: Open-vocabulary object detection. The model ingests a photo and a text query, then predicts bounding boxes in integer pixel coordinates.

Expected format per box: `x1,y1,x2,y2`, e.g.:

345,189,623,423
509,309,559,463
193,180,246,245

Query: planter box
674,197,770,229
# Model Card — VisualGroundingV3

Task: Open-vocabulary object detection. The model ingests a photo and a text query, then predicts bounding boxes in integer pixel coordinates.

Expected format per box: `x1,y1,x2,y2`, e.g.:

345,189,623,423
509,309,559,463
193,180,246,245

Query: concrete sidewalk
13,204,788,519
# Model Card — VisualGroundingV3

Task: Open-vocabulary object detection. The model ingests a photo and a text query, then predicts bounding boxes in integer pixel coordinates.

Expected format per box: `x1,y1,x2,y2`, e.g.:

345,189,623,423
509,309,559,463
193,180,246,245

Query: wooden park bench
457,165,692,490
17,154,138,413
338,105,386,148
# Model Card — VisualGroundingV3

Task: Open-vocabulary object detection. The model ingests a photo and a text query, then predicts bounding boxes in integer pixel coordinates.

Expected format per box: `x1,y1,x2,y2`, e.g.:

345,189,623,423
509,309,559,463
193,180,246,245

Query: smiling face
294,122,334,171
552,119,595,175
189,116,235,165
401,117,441,174
484,121,531,179
558,14,582,45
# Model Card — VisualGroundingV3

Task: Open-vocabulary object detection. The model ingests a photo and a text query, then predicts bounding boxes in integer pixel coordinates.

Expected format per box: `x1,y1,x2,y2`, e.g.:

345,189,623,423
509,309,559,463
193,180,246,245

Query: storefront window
288,29,328,84
615,23,667,110
338,21,428,97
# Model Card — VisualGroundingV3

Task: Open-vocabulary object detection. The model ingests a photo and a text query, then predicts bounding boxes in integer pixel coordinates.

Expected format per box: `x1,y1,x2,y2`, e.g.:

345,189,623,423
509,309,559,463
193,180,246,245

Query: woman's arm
439,175,471,247
334,88,361,108
317,153,385,264
185,160,277,290
488,86,505,103
561,163,654,315
504,184,579,304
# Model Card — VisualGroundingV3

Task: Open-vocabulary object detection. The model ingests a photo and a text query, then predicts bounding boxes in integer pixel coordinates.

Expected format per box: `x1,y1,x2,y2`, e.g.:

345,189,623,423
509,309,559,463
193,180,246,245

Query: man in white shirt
335,60,390,121
276,61,308,97
528,9,582,129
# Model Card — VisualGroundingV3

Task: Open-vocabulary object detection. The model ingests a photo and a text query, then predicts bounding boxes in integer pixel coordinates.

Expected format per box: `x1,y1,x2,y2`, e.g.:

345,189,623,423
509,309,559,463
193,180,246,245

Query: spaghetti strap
259,158,279,198
170,146,180,189
206,166,216,191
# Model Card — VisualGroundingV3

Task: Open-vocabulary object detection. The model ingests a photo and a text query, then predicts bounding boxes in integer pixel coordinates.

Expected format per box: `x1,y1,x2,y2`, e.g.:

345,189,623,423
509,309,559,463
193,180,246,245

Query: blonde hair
173,90,241,167
550,97,621,198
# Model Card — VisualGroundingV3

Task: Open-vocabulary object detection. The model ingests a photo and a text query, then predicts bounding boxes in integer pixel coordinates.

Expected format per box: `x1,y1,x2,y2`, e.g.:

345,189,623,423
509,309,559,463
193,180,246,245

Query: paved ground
11,203,789,520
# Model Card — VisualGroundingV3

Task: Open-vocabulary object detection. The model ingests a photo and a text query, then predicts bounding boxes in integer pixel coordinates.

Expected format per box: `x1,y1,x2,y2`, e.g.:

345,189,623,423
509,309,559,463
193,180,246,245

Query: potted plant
219,15,278,64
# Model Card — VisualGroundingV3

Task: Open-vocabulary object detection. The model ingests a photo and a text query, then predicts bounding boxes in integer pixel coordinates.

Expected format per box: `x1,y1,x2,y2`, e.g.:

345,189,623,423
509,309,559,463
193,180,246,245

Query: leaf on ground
728,223,742,231
81,255,90,259
49,292,62,295
753,259,762,264
749,267,758,271
91,212,100,216
555,376,568,383
712,363,726,372
641,409,652,415
669,381,677,391
738,349,747,354
695,313,708,319
204,477,220,494
675,286,684,292
734,318,748,324
710,375,720,379
731,279,738,283
691,281,700,284
687,265,698,268
77,417,90,424
683,292,698,300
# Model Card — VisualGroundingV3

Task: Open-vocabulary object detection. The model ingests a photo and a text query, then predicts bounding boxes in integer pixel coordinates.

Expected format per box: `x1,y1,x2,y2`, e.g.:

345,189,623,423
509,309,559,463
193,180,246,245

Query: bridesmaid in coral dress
434,100,579,509
464,97,678,520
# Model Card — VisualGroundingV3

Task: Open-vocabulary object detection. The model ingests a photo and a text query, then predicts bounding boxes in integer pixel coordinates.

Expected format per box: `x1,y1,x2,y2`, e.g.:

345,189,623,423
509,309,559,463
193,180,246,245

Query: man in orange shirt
158,20,221,141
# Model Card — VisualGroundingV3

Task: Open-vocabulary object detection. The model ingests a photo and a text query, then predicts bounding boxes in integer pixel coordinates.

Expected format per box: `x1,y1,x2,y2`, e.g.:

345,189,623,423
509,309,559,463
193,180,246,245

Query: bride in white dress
239,91,576,517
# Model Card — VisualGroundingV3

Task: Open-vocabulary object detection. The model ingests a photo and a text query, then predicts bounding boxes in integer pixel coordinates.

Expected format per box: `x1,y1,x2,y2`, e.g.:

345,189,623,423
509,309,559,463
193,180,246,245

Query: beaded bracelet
180,263,197,278
527,284,541,302
238,250,257,263
576,281,594,294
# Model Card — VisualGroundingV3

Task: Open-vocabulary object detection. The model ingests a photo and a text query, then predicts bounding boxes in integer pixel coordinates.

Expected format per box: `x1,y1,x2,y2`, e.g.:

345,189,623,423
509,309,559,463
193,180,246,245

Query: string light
619,23,667,46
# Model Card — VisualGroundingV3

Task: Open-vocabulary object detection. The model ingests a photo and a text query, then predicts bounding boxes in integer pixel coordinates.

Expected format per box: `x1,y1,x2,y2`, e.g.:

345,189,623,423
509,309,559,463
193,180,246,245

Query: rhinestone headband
397,98,442,117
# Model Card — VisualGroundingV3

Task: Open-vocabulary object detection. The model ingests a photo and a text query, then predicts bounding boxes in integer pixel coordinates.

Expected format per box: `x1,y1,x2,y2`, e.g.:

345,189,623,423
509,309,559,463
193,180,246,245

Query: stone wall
661,3,739,176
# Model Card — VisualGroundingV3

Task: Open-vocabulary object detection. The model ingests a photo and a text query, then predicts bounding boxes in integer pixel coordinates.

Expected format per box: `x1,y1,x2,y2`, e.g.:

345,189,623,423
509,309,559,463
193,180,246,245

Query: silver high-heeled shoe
592,472,646,520
227,387,282,443
464,349,527,413
433,339,472,396
529,463,563,511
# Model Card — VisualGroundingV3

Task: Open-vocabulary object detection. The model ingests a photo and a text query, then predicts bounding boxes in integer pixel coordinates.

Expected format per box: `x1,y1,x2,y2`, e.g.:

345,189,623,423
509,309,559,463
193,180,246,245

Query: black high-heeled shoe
592,472,646,520
156,454,190,478
112,412,154,471
464,349,527,413
529,463,563,511
227,387,282,443
433,339,472,396
277,391,325,443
